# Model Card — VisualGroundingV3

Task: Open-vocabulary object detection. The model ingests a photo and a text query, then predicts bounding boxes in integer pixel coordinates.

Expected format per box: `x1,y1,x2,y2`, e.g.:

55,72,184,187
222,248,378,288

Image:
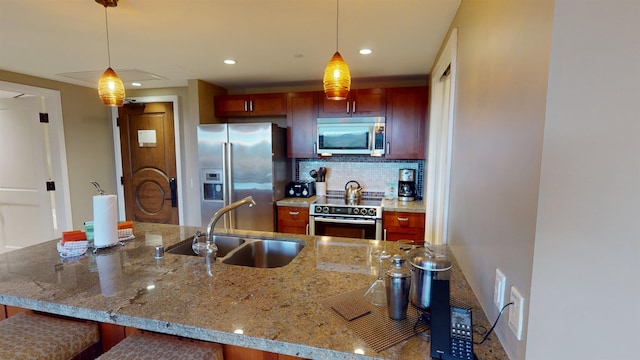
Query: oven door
310,216,382,240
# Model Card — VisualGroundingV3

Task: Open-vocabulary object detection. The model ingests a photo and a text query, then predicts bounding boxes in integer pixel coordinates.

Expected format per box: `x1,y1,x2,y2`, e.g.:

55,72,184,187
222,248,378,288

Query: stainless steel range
309,197,383,240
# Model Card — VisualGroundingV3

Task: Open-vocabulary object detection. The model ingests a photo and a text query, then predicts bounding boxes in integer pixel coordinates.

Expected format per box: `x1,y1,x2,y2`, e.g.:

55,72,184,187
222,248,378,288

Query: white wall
443,2,553,359
527,1,640,359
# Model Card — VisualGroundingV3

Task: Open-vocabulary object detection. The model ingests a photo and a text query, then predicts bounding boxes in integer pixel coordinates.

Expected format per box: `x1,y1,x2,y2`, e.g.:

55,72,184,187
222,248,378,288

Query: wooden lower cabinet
383,211,426,242
277,206,309,235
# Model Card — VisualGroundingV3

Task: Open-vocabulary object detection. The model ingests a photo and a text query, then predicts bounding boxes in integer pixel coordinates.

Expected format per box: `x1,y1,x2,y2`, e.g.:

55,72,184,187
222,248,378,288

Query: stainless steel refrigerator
197,122,290,231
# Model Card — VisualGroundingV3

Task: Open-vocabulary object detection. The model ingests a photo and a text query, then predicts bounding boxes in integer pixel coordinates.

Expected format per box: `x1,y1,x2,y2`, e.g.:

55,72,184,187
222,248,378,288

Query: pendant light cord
104,6,112,67
335,0,340,52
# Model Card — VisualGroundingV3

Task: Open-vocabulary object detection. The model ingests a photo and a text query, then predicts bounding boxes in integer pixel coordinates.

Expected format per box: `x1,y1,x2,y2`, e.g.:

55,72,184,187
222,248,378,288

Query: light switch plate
494,268,506,310
508,286,524,341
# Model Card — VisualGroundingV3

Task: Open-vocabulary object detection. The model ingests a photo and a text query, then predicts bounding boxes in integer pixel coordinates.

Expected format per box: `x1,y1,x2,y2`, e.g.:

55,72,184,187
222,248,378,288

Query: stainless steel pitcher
407,248,452,310
384,254,412,320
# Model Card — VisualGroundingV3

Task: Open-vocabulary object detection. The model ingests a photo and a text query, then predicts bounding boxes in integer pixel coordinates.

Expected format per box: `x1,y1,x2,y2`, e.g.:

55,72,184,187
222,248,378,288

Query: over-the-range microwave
316,117,385,156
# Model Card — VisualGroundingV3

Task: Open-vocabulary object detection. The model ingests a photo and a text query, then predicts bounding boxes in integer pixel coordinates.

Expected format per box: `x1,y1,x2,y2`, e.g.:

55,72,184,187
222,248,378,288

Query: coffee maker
398,169,416,201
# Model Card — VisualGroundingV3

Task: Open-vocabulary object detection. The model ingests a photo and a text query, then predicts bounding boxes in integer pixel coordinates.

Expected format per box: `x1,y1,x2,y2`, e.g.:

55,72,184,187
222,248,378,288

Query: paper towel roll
93,194,118,248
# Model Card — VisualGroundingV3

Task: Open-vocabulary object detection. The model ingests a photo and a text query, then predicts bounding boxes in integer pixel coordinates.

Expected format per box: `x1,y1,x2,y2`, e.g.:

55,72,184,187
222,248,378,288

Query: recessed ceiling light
224,59,237,65
131,82,142,87
359,48,373,55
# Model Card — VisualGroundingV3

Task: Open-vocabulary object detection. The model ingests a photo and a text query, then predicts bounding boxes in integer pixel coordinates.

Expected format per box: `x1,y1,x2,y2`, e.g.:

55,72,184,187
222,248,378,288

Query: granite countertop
277,196,427,213
0,223,506,359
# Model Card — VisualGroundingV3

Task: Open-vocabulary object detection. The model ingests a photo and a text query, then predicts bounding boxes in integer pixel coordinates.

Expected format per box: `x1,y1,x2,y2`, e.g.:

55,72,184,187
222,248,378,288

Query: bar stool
97,331,224,360
0,311,101,359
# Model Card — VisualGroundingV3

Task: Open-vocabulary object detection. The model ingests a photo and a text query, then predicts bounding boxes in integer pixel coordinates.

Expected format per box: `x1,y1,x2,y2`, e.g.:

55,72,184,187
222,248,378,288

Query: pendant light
323,0,351,100
96,0,125,107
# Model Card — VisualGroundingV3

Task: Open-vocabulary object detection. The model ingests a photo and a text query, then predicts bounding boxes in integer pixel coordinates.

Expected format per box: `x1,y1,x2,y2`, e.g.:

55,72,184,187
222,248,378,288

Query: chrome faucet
192,196,257,258
204,196,256,244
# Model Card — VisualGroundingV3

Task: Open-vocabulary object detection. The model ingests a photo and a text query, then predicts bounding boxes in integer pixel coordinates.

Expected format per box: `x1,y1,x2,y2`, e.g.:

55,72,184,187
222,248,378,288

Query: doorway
0,82,72,253
112,95,183,224
425,29,457,245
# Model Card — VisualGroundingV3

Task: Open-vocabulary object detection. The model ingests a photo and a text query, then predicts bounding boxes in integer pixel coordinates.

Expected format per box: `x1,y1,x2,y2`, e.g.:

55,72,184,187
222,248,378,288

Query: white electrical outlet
493,268,506,310
508,286,525,341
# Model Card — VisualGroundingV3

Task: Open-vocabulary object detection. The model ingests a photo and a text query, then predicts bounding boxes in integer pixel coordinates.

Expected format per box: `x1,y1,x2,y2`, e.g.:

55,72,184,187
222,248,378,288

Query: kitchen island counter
0,223,507,359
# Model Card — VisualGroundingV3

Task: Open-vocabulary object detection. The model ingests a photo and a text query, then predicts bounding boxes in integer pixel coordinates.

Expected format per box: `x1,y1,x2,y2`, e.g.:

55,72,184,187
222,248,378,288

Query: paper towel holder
91,181,107,195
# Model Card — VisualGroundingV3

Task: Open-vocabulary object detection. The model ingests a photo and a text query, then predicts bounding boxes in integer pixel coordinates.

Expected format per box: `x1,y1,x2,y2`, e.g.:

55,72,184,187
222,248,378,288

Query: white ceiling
0,0,460,93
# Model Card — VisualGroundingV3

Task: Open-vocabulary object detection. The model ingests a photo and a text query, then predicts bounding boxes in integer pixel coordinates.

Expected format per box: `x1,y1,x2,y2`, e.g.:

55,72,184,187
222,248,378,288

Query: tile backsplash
296,157,425,199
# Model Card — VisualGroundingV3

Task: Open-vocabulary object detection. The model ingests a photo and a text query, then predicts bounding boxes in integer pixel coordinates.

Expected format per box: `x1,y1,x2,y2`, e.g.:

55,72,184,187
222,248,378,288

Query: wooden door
118,102,178,224
249,93,287,116
287,91,317,158
352,88,386,116
385,86,428,159
317,88,386,117
214,95,250,117
317,91,350,117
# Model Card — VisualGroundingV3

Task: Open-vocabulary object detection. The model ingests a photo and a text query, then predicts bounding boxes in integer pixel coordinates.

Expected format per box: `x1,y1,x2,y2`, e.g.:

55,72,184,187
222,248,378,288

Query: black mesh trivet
321,287,428,352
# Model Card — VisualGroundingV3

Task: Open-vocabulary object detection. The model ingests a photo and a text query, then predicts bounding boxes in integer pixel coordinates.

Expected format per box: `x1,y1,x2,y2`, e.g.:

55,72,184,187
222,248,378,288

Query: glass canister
384,254,412,320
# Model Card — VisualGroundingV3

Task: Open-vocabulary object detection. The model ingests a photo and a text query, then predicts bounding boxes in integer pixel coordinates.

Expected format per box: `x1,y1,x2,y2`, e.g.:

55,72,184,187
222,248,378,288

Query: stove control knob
322,206,330,214
353,208,360,215
314,206,323,213
368,208,376,216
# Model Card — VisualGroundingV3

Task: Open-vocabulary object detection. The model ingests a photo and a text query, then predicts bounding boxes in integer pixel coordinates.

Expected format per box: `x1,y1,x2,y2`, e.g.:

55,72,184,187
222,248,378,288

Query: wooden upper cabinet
287,92,318,158
317,88,386,117
215,93,287,117
385,86,429,160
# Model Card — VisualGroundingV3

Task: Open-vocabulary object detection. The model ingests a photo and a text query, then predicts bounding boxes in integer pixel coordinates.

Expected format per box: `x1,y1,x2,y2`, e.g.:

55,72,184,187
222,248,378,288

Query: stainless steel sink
165,235,245,257
165,236,305,268
221,239,305,268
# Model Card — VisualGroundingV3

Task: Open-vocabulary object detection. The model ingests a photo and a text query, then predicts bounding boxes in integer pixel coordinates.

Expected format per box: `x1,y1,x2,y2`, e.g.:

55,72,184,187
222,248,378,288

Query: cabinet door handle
305,223,309,235
346,101,350,114
386,141,390,154
289,211,300,216
383,228,387,241
398,217,409,222
249,100,254,112
244,100,248,112
352,101,356,114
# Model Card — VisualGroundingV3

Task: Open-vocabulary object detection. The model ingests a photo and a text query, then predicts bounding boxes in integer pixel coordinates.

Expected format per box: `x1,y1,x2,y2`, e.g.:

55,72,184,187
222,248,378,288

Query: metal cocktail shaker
384,254,412,320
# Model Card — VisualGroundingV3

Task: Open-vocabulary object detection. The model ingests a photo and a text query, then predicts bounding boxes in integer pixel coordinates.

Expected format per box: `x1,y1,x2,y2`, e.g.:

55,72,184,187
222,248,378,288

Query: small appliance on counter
398,169,416,202
286,181,315,198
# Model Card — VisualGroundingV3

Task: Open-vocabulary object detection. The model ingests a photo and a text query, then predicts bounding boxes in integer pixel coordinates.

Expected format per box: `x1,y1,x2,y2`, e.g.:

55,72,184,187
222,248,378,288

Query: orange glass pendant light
96,0,125,106
323,52,351,100
323,0,351,100
98,67,125,106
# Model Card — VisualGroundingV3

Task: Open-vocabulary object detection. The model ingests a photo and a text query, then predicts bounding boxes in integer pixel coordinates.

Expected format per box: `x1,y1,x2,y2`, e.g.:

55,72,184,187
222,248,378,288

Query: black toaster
286,181,315,198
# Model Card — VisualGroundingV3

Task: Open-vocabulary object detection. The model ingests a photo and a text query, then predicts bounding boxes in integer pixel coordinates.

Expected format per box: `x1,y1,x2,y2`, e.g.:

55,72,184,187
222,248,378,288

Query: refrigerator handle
222,142,231,229
226,142,235,229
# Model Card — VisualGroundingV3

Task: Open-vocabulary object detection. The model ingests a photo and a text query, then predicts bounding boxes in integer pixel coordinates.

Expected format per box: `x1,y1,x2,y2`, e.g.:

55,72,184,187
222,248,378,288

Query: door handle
169,178,177,207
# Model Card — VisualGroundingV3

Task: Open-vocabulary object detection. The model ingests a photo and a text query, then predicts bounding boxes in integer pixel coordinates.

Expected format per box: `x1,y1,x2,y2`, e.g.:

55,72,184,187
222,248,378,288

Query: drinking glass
364,247,392,306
